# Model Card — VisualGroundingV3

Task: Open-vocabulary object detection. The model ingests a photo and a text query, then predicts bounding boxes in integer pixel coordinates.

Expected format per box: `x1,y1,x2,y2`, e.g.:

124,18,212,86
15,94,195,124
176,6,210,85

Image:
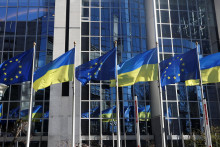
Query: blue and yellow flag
20,105,42,121
110,48,158,87
33,48,75,91
186,52,220,86
9,106,20,118
138,105,151,121
127,105,151,122
160,49,200,87
0,104,2,119
101,106,116,122
76,48,116,85
0,48,33,85
32,105,43,121
81,107,100,118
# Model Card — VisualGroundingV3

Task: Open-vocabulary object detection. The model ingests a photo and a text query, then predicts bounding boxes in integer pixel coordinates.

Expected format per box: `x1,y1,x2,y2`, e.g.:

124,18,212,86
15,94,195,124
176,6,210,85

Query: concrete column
145,0,164,146
48,0,72,146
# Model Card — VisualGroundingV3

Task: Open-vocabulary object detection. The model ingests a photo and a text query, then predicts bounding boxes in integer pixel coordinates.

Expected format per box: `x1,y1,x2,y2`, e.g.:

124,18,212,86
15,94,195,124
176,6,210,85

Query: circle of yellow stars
163,56,185,80
87,62,103,79
2,58,22,82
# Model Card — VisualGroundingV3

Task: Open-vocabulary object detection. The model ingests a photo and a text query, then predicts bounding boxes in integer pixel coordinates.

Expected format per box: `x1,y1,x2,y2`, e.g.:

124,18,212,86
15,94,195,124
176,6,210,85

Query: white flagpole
72,42,76,147
155,43,167,147
134,96,141,147
195,42,212,147
115,41,121,147
26,42,36,147
152,0,166,145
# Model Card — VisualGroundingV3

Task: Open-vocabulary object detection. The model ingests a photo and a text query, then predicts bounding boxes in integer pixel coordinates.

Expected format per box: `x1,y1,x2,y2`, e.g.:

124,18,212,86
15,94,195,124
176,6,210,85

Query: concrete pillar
145,0,164,146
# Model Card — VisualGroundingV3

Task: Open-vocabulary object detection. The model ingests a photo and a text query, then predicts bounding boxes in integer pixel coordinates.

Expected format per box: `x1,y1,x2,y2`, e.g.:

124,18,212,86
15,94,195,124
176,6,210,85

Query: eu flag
9,106,20,118
160,49,199,87
0,48,33,85
76,48,116,85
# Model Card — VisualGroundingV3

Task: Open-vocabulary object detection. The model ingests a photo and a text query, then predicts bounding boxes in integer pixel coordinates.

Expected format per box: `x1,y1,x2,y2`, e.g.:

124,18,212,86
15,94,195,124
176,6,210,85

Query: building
0,0,220,146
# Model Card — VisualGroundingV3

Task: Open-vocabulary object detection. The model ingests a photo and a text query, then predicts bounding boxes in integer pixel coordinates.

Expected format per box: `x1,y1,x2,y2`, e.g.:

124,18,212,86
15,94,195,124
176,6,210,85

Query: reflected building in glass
0,0,220,146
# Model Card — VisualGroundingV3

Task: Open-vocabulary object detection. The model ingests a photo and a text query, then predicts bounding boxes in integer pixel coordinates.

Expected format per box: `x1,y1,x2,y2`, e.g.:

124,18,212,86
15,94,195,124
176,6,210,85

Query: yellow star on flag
19,71,22,74
173,76,176,79
180,58,183,61
15,75,18,79
181,69,184,72
178,74,180,76
3,68,5,71
9,61,12,63
168,76,170,79
90,66,93,69
19,65,22,68
166,67,168,69
10,78,13,81
4,78,6,81
4,72,6,75
98,68,101,71
169,62,171,65
95,63,97,65
100,62,103,65
5,64,7,66
94,72,96,75
182,63,185,66
16,59,18,61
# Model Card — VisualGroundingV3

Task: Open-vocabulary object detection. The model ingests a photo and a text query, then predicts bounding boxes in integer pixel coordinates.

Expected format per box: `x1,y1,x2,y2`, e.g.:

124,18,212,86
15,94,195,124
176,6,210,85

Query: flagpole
152,0,166,144
72,41,76,147
134,96,141,147
26,42,36,147
115,41,121,147
195,42,212,147
156,42,167,147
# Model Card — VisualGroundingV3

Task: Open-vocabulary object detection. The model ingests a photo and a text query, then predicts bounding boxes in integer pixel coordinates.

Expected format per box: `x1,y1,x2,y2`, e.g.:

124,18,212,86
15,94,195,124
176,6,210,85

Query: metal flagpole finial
33,42,36,46
114,41,117,47
195,42,198,46
74,41,76,48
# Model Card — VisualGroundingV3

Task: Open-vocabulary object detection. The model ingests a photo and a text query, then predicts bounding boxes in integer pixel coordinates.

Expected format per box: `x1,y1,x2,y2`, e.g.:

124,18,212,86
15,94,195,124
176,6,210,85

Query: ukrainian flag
101,106,116,122
20,105,42,122
186,52,220,86
33,48,75,91
0,104,2,119
110,48,158,87
138,105,151,121
127,105,151,122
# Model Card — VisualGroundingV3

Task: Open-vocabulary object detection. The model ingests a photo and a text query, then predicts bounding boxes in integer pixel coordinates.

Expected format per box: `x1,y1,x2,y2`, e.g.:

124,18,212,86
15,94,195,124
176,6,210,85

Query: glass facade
156,0,220,146
0,0,220,146
80,0,220,146
81,0,152,146
0,0,55,146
